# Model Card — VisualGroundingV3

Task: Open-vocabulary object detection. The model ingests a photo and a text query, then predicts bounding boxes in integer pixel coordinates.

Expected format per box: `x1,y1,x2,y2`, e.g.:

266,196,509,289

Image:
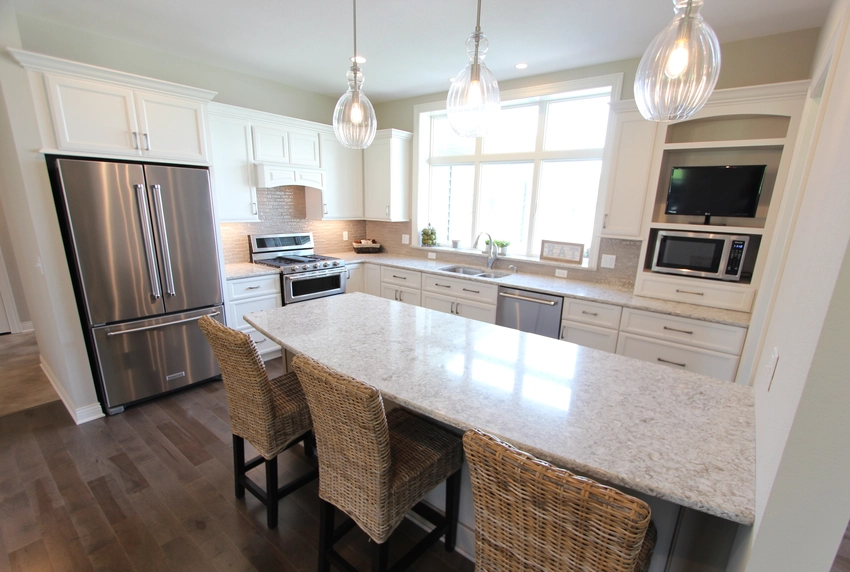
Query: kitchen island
246,293,754,568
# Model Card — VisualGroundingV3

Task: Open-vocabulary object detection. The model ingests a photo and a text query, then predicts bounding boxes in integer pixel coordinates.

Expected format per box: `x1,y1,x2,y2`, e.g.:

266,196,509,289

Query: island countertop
245,293,755,525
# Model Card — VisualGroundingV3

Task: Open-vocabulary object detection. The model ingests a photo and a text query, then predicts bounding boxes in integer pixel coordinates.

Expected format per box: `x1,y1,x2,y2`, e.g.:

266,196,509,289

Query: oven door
283,268,347,304
652,232,729,279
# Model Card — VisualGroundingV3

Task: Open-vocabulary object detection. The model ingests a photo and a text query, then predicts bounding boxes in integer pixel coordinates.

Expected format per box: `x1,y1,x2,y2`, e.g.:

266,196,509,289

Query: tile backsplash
220,186,641,290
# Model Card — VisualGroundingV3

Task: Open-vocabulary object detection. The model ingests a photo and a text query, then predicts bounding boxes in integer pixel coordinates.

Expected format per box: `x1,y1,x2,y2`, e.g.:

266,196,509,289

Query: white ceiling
12,0,832,103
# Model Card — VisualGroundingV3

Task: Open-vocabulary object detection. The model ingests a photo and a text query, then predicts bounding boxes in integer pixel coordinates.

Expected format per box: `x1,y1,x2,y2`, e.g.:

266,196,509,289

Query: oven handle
284,268,347,282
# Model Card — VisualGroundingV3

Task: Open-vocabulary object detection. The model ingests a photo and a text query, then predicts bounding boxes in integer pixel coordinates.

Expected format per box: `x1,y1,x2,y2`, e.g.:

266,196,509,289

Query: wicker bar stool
198,316,318,529
292,354,463,572
463,429,657,572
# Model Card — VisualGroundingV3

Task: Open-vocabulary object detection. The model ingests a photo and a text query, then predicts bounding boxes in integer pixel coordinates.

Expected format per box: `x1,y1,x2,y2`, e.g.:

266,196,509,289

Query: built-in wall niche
664,114,791,144
651,146,782,229
642,228,762,285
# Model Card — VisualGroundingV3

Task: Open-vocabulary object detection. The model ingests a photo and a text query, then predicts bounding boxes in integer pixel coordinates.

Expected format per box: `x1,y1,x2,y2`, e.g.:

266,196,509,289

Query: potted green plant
494,240,510,255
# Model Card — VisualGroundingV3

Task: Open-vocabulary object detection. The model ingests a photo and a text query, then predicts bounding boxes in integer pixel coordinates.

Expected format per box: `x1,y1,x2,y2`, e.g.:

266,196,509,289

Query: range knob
322,262,330,268
312,263,319,269
332,261,340,267
291,266,300,272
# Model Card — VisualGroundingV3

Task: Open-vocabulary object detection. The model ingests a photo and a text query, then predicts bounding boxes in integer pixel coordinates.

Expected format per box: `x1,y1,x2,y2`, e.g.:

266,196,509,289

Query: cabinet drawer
619,308,747,355
237,325,280,357
635,274,755,312
616,333,739,382
560,320,619,353
230,294,281,328
562,298,622,329
422,274,498,304
227,275,281,301
381,266,421,288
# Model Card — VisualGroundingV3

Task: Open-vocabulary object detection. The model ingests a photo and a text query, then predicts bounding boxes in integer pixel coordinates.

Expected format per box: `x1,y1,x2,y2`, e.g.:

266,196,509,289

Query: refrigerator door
92,306,223,410
57,159,166,324
144,165,223,313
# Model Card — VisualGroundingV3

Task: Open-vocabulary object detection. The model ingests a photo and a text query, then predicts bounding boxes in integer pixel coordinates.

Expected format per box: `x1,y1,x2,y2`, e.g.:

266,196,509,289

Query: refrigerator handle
151,184,176,297
135,184,162,300
106,311,221,337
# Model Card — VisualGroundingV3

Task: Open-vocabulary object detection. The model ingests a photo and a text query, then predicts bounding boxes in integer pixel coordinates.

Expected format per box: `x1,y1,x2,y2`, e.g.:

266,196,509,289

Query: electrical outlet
402,234,410,244
601,254,616,268
555,269,568,278
765,347,780,391
343,231,349,241
428,252,436,259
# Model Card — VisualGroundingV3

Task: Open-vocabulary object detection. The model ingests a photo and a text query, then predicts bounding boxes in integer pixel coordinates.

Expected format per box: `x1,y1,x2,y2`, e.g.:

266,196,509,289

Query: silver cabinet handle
455,302,460,315
246,285,261,290
132,131,140,150
135,184,161,300
394,290,398,301
499,292,557,305
581,310,598,316
462,288,480,293
392,275,407,280
346,269,351,279
658,357,687,367
107,312,220,337
143,132,151,151
399,291,404,302
323,203,328,215
603,213,608,229
252,336,267,344
252,201,258,215
435,283,451,288
676,289,705,296
450,302,455,314
385,205,390,217
663,325,693,335
561,325,566,339
151,184,176,296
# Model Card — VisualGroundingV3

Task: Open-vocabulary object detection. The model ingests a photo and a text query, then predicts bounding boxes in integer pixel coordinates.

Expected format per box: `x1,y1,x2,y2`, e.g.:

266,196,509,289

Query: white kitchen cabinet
562,298,622,329
381,283,420,306
256,163,324,189
380,267,421,306
44,74,208,162
420,273,498,324
560,320,619,353
208,111,258,222
252,123,321,168
364,129,411,221
634,273,756,312
616,333,740,382
364,264,381,296
422,291,496,324
345,263,364,293
319,132,364,219
225,275,282,360
600,106,658,238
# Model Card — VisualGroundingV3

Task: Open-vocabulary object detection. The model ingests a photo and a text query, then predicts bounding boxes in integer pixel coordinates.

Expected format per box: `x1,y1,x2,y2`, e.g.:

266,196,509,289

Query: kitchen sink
439,266,511,279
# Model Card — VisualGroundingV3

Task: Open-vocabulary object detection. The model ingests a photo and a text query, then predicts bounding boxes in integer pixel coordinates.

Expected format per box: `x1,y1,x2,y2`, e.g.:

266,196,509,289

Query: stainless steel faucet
474,232,497,269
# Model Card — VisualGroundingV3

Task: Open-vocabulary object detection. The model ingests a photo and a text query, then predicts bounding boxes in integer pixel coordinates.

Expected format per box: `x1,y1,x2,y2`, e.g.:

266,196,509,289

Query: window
414,76,621,266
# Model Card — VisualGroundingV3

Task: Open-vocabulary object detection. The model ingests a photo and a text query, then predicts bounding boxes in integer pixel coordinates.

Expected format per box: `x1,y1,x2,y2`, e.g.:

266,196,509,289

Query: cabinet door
135,91,207,161
421,291,455,315
345,264,364,293
364,264,381,296
45,74,140,156
601,110,657,238
455,299,497,324
289,129,322,167
208,113,258,221
252,124,289,163
560,320,619,353
320,132,364,219
380,283,420,306
364,136,392,219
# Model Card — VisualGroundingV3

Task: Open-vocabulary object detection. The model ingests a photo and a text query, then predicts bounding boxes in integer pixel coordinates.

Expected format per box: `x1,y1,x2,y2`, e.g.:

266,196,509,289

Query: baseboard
40,356,104,424
405,505,476,563
20,321,34,332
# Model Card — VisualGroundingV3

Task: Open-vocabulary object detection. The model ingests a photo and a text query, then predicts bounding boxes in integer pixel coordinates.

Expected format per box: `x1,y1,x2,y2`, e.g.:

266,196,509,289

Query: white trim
208,101,333,133
8,48,217,101
40,356,105,424
20,321,33,332
0,238,22,333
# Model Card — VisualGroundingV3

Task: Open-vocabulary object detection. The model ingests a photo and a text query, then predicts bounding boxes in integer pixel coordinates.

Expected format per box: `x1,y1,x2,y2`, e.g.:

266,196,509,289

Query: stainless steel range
249,232,346,304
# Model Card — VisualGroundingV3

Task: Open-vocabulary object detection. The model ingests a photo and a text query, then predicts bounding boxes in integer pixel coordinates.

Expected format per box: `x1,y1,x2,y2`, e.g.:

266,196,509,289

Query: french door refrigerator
50,157,224,414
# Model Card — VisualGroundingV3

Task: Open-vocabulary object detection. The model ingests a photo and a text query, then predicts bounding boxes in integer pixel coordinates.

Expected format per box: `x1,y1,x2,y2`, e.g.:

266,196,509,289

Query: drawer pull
392,275,407,280
657,357,686,367
252,337,267,344
435,283,451,288
663,325,693,335
675,289,705,296
561,325,566,339
462,288,480,294
581,310,598,316
246,285,261,290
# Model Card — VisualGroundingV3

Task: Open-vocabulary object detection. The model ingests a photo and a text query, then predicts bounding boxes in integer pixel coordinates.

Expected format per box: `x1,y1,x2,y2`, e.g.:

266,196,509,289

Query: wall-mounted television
665,165,766,225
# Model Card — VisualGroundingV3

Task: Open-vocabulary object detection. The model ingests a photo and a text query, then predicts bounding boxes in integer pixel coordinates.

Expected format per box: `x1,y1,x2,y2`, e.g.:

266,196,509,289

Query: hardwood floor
0,376,473,572
0,332,59,418
831,520,850,572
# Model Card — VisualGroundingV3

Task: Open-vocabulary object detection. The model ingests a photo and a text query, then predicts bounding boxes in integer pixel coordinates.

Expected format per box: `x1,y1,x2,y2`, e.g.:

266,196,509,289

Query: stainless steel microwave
652,231,749,281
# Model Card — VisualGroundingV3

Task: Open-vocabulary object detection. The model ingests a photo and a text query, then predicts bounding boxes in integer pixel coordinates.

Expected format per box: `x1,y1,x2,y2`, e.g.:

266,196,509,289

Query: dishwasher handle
498,291,557,306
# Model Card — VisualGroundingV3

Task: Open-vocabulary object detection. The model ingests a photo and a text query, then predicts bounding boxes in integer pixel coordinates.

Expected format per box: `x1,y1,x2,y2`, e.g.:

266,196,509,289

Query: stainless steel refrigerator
51,158,224,414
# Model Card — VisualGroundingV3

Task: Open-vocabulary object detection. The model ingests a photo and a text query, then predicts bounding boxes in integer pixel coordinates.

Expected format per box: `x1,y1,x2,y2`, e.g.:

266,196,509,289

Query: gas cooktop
249,233,345,275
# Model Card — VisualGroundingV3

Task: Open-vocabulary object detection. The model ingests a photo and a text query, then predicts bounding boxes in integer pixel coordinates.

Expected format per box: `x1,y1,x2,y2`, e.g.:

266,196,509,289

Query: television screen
665,165,766,218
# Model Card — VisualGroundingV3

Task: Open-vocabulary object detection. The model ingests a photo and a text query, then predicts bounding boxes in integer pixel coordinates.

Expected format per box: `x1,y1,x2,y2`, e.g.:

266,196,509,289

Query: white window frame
411,73,623,270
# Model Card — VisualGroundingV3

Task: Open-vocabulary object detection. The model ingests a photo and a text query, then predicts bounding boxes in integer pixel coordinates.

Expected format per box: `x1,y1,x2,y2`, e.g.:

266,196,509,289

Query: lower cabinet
420,273,498,324
380,267,421,306
364,263,381,296
225,274,282,360
560,321,619,353
380,283,421,306
422,291,497,324
345,263,364,293
559,298,621,352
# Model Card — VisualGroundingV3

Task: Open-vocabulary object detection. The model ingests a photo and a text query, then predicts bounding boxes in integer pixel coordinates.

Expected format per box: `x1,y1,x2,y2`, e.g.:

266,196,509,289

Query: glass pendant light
446,0,500,137
634,0,721,122
333,0,377,149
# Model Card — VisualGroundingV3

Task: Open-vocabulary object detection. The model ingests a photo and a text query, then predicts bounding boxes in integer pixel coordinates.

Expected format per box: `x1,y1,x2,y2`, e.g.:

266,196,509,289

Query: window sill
411,245,593,270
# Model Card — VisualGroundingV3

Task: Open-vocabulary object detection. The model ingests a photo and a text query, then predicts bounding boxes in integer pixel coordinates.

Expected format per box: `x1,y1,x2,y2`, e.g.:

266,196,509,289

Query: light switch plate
427,252,436,259
601,254,616,268
555,269,568,278
343,231,349,241
402,234,410,244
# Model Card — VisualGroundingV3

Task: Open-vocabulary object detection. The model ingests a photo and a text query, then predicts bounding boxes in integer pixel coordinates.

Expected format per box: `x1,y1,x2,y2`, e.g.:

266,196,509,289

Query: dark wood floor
832,520,850,572
0,379,474,572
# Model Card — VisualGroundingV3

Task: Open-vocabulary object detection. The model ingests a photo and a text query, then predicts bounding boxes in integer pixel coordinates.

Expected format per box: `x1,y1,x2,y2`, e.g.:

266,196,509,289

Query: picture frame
540,240,584,263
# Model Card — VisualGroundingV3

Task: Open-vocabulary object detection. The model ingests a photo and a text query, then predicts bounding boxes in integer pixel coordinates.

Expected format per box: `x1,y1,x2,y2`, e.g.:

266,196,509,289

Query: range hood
254,163,326,220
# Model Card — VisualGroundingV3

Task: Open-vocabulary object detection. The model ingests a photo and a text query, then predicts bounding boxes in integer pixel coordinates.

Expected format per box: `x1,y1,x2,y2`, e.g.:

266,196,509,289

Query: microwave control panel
725,240,747,276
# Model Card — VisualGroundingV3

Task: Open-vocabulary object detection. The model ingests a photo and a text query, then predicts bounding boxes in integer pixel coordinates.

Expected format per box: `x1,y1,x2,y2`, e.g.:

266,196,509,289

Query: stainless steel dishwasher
496,287,564,339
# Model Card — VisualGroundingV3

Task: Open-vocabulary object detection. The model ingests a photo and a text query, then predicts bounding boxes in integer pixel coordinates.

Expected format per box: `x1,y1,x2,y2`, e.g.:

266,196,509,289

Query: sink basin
476,271,511,279
439,265,485,276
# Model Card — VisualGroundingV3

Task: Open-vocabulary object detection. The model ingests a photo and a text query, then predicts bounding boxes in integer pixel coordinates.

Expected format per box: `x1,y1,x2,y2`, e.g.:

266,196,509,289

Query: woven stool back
292,354,393,541
463,429,652,572
198,316,277,456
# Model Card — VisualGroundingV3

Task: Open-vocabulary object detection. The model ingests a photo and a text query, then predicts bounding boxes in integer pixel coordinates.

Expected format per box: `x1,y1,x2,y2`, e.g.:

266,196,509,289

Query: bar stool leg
233,435,245,499
444,468,461,552
371,539,389,572
265,456,278,529
318,499,335,572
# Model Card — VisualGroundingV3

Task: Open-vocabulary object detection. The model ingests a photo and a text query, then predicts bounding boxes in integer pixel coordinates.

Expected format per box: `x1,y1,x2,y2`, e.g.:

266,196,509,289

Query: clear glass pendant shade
333,66,377,149
634,0,721,122
447,31,500,137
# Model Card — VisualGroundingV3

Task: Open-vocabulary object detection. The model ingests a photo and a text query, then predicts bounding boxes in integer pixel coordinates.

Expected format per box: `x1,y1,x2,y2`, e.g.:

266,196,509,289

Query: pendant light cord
472,0,482,81
353,0,358,63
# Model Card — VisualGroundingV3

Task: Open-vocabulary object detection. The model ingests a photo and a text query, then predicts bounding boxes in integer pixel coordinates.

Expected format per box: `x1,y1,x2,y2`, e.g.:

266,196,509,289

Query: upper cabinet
10,49,215,163
319,133,364,219
252,123,321,167
364,129,412,221
208,109,257,221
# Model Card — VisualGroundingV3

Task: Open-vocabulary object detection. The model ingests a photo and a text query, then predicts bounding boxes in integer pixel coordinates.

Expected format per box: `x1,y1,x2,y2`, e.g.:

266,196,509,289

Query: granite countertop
246,293,755,525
